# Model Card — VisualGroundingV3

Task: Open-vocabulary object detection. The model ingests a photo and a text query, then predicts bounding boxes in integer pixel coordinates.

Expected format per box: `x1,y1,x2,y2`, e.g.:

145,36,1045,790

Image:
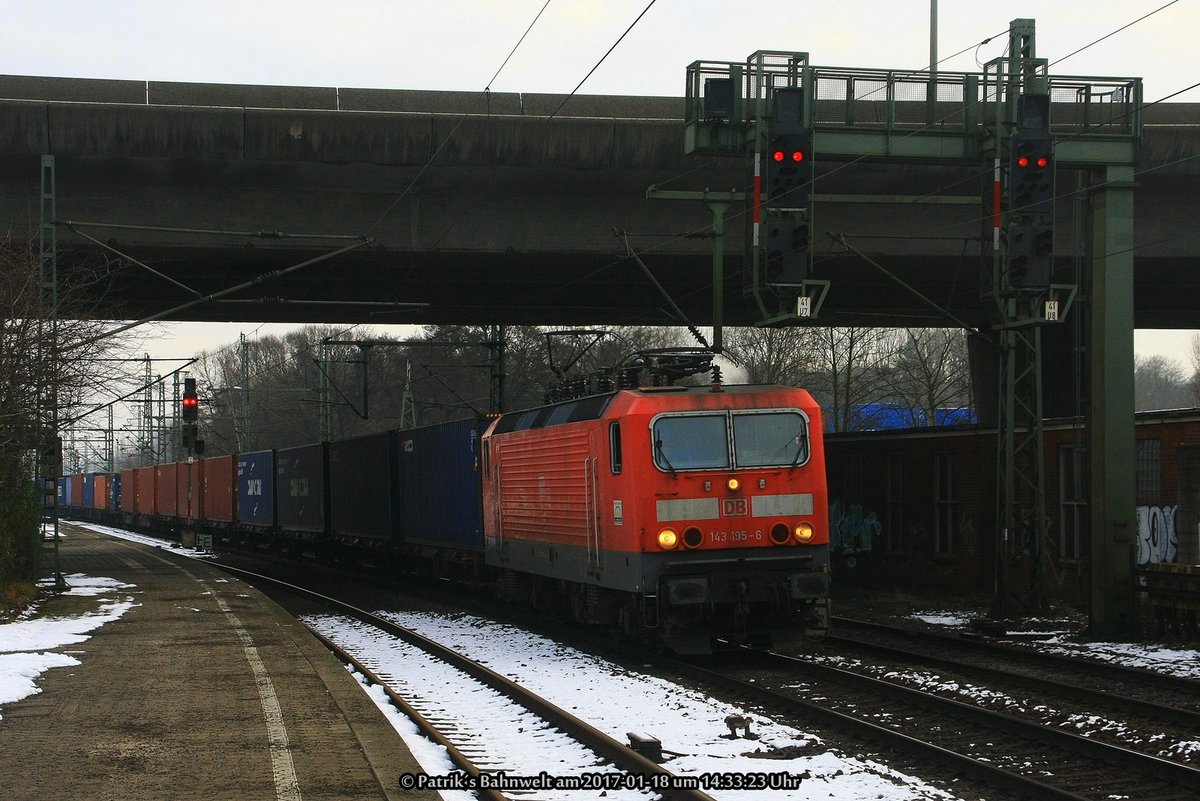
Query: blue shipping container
58,476,71,507
237,450,276,527
109,473,122,511
329,432,399,540
81,474,96,509
398,418,484,551
276,444,327,533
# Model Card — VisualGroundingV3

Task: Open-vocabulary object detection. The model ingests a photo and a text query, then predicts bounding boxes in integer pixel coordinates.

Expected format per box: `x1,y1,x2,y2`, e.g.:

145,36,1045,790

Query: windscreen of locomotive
651,411,808,470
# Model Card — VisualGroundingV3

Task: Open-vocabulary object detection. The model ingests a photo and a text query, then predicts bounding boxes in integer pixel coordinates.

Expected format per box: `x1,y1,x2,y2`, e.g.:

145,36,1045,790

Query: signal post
180,377,206,549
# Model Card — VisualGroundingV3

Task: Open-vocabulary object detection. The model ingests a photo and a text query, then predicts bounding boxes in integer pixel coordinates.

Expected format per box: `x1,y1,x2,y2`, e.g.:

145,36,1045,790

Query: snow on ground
908,608,1200,680
309,610,965,801
63,519,214,557
909,612,972,627
801,652,1200,764
1037,637,1200,680
0,573,139,720
346,665,477,801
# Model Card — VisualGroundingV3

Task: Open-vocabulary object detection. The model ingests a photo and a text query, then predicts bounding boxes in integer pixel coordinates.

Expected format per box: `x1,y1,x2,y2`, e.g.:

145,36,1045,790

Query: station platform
0,524,439,801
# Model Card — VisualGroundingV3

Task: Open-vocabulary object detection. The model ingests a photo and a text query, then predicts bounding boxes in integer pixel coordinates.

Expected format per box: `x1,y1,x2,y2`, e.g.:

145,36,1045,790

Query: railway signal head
764,211,812,286
182,378,199,423
1010,134,1054,217
1006,124,1055,290
1006,223,1054,289
764,129,812,209
181,422,196,450
762,121,813,288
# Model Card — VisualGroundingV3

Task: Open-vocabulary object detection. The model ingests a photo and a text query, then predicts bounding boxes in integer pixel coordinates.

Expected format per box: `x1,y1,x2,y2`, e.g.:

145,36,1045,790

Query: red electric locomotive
481,383,830,653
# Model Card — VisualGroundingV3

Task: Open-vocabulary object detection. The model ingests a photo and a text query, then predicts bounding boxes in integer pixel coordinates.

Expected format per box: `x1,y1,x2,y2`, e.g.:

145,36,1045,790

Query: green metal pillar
399,362,417,429
1088,163,1137,639
239,333,253,451
318,340,332,442
644,188,741,354
486,324,507,413
38,154,66,589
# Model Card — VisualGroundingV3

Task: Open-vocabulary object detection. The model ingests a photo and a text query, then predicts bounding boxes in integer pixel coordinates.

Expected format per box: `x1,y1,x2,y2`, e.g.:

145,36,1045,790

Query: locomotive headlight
794,522,815,543
727,478,740,491
657,529,679,549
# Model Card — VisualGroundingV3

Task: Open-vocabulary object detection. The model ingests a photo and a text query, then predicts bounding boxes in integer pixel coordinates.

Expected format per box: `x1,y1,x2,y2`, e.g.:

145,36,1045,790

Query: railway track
214,562,715,801
824,616,1200,756
833,616,1200,702
652,643,1200,801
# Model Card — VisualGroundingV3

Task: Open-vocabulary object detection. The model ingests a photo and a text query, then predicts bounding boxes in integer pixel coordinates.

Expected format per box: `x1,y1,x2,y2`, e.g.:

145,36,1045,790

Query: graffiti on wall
1137,504,1179,565
830,500,880,553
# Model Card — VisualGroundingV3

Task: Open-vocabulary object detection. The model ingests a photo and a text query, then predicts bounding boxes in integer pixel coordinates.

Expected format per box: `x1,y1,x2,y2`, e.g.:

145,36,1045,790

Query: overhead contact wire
548,0,659,120
485,0,554,91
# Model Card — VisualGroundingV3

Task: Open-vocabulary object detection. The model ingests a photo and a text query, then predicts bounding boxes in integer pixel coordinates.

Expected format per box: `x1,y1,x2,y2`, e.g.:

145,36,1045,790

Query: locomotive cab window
732,411,810,467
652,414,730,471
651,409,810,472
609,421,622,474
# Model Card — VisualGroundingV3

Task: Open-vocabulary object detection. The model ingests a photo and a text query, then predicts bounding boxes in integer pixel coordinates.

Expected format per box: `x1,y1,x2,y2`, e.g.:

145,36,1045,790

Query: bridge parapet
0,74,681,119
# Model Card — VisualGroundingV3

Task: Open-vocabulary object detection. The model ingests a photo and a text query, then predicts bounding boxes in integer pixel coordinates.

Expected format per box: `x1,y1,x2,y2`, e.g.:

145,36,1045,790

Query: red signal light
182,396,198,409
1036,156,1049,168
1017,155,1030,168
772,150,785,162
791,150,804,162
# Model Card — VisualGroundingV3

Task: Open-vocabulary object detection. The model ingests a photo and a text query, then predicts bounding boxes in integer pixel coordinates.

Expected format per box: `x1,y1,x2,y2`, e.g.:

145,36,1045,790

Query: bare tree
1134,353,1192,411
1,239,140,582
1189,333,1200,406
194,325,426,451
878,328,972,425
723,326,822,385
801,327,893,432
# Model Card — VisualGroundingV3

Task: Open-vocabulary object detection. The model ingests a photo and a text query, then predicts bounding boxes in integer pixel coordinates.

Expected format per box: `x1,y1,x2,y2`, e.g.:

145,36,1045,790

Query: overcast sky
7,0,1197,366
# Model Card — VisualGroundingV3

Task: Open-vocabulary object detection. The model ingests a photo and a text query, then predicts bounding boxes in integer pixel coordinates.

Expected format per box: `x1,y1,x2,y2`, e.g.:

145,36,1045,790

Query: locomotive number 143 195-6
712,497,762,542
709,529,764,543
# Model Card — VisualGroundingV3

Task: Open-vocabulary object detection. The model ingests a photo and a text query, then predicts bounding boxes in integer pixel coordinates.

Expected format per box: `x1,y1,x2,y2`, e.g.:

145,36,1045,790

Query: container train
59,383,831,653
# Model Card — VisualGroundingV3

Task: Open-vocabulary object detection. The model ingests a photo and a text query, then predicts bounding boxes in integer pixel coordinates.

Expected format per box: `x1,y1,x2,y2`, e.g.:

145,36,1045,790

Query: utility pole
37,154,66,588
399,362,417,429
239,333,252,451
485,324,507,413
141,355,152,466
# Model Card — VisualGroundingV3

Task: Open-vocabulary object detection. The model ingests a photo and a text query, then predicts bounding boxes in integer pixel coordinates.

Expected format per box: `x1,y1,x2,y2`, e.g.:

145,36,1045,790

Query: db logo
721,498,749,517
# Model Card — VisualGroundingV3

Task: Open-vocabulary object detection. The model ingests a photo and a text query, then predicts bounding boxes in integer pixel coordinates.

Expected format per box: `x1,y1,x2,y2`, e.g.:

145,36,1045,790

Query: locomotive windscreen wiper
654,438,678,477
790,426,809,469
